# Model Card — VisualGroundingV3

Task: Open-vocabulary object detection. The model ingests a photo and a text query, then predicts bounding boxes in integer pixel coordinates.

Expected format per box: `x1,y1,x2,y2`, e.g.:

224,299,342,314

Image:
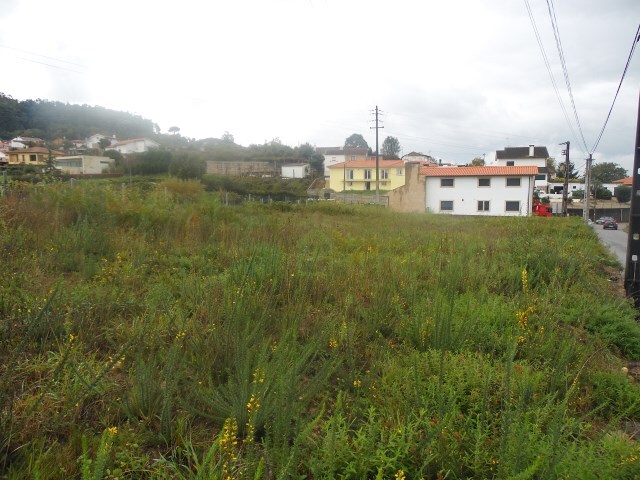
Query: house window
381,181,388,187
440,200,454,211
440,178,454,187
535,174,546,180
506,161,515,166
396,168,403,176
506,178,521,187
478,178,490,187
346,181,353,187
381,169,389,179
29,154,37,162
478,200,490,211
505,201,520,212
346,169,354,180
364,170,372,180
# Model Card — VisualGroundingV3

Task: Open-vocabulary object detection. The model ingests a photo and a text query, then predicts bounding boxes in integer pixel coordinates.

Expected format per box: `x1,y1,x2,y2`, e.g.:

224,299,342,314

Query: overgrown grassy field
2,179,640,479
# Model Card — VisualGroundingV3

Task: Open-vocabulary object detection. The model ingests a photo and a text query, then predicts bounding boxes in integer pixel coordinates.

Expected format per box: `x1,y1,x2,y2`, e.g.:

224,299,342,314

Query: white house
422,166,538,216
401,151,437,165
316,147,368,178
54,155,115,174
281,163,310,178
10,136,44,149
106,138,159,155
495,145,550,191
85,134,116,149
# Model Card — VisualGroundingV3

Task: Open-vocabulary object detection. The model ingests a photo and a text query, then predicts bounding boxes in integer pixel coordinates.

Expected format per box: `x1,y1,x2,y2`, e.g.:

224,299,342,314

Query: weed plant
1,181,640,478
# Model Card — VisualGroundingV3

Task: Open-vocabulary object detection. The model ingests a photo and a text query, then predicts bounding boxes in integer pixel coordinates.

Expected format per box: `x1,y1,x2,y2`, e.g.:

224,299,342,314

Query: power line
0,44,88,68
546,0,589,152
590,23,640,153
523,0,583,153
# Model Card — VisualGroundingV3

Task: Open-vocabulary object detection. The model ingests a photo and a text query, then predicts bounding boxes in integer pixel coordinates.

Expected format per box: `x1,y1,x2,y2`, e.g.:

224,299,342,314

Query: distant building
54,155,115,175
495,145,550,191
328,159,405,191
106,138,159,154
316,147,369,177
7,147,63,166
10,136,44,149
401,152,437,165
85,134,116,149
281,163,310,178
205,161,276,176
388,164,539,216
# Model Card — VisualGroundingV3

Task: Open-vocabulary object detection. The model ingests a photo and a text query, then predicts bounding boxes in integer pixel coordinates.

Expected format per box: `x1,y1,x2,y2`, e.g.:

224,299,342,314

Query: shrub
615,185,631,203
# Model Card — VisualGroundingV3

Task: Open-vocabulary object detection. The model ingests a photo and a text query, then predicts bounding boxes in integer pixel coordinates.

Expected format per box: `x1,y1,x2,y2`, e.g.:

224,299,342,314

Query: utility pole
583,154,592,222
560,141,570,216
370,106,384,205
625,92,640,306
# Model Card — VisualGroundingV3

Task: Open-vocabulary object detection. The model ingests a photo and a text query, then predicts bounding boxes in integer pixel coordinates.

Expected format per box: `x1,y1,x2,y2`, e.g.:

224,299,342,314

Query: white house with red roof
106,138,159,155
388,163,539,216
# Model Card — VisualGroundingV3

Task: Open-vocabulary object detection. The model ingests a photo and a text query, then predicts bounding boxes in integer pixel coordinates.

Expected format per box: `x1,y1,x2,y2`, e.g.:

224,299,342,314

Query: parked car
595,216,615,225
603,219,618,230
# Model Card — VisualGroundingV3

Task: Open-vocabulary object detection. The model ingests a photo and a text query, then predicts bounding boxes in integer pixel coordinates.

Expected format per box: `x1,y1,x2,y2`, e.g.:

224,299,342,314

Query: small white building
10,136,44,149
85,134,116,149
422,165,538,216
54,155,115,175
316,147,368,178
281,163,310,178
106,138,159,155
401,151,437,165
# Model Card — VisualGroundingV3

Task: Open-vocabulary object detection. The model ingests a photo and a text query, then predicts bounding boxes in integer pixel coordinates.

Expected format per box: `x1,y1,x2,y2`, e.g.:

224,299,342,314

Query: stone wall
388,162,426,213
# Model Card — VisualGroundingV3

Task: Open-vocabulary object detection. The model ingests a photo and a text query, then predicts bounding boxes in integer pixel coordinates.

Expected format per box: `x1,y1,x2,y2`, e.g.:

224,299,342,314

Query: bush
596,186,612,200
615,185,631,203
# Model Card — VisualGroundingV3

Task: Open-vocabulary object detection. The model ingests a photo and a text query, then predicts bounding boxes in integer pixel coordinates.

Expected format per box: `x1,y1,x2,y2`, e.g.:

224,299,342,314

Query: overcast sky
1,0,639,173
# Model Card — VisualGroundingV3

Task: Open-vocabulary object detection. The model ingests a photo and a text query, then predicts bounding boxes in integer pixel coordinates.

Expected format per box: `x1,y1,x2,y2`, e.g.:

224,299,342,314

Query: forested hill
0,93,156,140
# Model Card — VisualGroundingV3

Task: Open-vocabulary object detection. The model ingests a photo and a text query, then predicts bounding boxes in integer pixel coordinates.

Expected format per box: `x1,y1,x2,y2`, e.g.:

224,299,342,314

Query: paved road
594,223,628,266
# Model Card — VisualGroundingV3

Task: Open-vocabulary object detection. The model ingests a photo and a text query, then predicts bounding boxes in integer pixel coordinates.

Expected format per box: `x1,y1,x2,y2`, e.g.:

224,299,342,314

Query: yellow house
328,159,405,191
7,147,63,166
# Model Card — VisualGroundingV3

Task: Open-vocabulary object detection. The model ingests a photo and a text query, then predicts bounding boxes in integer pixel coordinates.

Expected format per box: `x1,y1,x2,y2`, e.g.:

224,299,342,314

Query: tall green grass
1,181,640,478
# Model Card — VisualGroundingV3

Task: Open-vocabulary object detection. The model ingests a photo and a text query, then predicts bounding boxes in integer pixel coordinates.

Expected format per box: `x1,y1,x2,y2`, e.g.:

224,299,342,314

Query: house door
365,182,371,190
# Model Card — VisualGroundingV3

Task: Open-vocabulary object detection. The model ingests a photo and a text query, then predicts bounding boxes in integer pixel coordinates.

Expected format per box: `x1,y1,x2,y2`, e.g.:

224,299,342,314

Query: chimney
529,145,535,157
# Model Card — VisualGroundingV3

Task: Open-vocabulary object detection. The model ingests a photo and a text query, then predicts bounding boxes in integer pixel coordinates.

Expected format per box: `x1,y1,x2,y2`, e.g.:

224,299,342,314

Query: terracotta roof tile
328,159,405,169
419,166,539,176
613,177,633,185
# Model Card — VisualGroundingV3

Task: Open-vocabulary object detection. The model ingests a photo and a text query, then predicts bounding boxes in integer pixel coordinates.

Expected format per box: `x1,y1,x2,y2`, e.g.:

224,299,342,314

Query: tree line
0,93,156,141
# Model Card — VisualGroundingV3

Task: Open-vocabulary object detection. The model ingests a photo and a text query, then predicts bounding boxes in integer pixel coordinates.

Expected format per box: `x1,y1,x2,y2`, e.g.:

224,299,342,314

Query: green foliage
2,187,640,477
381,136,401,159
169,153,206,179
616,185,632,203
591,162,627,184
344,133,369,149
0,94,154,140
572,189,585,199
595,185,613,200
201,174,310,197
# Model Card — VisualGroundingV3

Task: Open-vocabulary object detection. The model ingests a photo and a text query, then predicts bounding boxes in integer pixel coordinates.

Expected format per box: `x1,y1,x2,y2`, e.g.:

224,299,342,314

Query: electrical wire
523,0,582,151
546,0,589,152
590,23,640,153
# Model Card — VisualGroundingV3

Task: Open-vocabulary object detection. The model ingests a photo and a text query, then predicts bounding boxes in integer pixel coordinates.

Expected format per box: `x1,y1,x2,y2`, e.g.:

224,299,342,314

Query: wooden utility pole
625,92,640,306
560,141,570,216
370,106,384,205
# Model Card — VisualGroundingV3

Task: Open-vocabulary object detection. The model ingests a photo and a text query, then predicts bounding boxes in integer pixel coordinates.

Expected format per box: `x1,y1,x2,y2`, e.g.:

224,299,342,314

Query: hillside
0,93,156,140
2,181,640,478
